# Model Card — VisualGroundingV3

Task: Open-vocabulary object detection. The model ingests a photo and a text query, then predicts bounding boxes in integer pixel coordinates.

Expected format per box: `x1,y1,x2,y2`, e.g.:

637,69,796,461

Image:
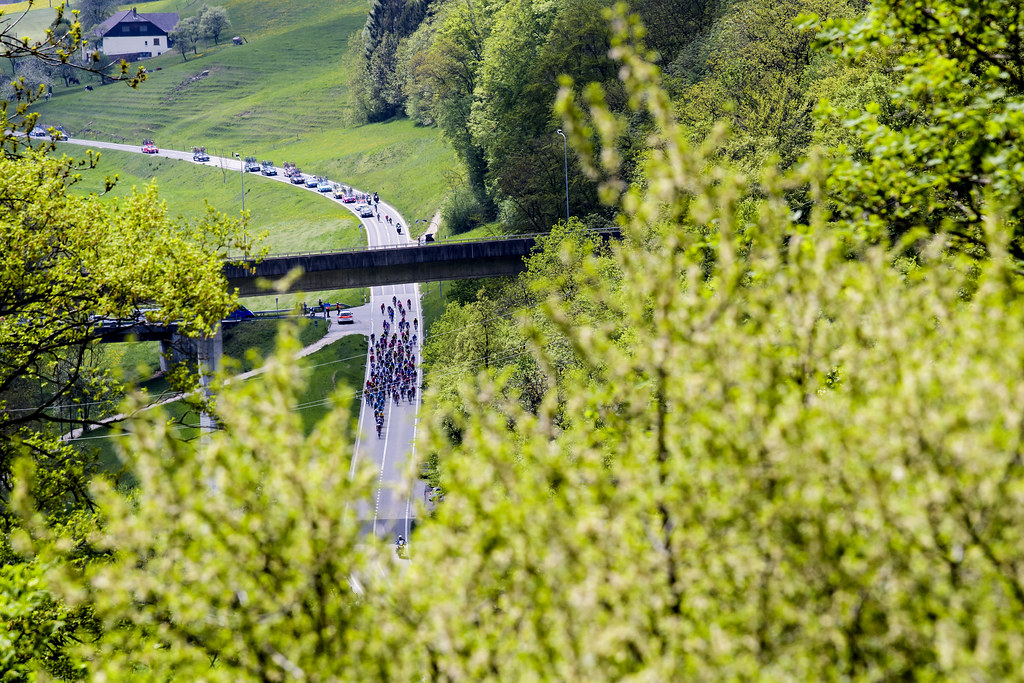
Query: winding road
62,138,427,544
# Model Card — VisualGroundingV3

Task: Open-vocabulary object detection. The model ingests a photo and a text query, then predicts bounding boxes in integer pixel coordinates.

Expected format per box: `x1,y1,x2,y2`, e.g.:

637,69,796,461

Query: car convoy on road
41,134,435,247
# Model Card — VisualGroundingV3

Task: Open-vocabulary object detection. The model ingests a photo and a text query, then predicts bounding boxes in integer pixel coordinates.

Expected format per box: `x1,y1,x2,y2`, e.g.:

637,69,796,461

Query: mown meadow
29,0,454,224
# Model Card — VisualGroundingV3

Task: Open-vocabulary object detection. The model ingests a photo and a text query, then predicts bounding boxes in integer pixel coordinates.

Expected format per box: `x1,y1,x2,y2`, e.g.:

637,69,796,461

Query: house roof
93,8,179,38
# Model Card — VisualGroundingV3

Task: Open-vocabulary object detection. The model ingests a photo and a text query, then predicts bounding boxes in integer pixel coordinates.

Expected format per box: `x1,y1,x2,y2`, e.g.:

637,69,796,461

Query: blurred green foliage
9,0,1024,678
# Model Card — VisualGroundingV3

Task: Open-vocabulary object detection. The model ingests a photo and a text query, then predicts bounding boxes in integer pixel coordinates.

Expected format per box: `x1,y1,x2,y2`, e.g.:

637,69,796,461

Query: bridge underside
224,238,539,297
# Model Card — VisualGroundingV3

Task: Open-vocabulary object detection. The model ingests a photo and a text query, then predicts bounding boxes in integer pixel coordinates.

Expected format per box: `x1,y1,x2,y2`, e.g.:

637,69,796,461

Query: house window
153,38,160,46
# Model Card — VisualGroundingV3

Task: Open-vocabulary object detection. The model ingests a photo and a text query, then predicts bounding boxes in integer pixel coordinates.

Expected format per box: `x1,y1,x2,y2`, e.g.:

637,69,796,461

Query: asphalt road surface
62,138,428,543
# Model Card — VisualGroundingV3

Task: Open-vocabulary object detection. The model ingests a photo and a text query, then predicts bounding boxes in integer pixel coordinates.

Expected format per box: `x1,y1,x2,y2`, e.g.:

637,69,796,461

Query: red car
142,139,158,154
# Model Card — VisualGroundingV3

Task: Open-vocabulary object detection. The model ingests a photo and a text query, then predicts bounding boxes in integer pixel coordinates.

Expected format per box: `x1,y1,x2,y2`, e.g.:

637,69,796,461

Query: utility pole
232,152,243,214
556,129,569,221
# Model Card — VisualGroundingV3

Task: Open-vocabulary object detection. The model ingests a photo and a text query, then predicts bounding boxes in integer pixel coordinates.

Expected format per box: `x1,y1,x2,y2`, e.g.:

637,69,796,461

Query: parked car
359,205,374,218
304,175,319,188
317,177,332,193
142,139,158,154
227,306,256,320
261,161,277,176
192,146,210,162
290,171,306,185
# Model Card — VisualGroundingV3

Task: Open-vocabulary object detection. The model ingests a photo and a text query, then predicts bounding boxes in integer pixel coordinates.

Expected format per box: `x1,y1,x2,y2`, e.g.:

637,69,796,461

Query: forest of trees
5,0,1024,678
355,0,872,235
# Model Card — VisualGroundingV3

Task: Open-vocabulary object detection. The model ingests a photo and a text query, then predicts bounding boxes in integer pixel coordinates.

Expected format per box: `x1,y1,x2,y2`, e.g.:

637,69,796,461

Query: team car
290,171,306,184
192,146,210,162
261,160,277,176
359,205,375,218
304,175,319,188
337,309,354,324
142,139,158,154
317,177,332,193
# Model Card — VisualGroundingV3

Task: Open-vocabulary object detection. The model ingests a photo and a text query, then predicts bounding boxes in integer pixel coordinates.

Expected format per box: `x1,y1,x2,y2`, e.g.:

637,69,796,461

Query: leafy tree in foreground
0,149,253,677
37,330,378,680
24,6,1024,680
0,5,239,676
0,149,251,506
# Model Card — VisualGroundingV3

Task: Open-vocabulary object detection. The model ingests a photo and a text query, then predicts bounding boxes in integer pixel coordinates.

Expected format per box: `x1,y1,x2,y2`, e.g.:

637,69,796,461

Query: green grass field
291,334,367,432
28,0,454,223
69,147,366,253
90,331,368,471
0,3,56,56
222,317,327,372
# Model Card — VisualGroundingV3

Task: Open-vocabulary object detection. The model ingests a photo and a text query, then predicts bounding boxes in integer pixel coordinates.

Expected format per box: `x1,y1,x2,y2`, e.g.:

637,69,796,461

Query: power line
55,299,554,439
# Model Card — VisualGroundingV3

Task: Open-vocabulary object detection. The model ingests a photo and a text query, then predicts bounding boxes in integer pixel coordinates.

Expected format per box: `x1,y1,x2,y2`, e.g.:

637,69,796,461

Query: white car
358,205,374,218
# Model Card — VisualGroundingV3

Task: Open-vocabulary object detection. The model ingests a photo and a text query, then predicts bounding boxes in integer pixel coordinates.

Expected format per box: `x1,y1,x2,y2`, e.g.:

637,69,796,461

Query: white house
93,8,179,60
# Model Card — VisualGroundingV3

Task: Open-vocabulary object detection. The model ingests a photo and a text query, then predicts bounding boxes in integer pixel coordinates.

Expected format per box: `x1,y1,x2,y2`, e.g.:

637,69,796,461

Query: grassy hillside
68,147,366,254
0,3,56,53
29,0,454,223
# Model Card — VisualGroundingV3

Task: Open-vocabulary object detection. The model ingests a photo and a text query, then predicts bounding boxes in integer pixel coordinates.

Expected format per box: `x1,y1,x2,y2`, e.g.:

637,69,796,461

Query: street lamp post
556,129,569,221
233,152,244,213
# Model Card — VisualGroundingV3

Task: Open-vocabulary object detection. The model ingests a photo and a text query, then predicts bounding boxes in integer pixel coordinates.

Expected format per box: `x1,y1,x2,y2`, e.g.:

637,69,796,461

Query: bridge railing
228,227,621,262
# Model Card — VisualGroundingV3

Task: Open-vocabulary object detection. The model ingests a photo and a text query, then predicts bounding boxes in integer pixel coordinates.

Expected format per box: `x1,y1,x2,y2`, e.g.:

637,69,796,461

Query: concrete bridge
223,228,621,297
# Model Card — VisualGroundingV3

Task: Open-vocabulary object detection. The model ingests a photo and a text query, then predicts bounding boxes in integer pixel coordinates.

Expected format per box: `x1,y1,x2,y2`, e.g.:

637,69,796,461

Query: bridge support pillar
197,328,223,433
158,339,172,372
160,334,196,373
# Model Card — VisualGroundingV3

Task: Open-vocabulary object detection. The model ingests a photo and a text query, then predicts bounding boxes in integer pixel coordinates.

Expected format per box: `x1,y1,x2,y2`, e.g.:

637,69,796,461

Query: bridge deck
223,229,619,296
